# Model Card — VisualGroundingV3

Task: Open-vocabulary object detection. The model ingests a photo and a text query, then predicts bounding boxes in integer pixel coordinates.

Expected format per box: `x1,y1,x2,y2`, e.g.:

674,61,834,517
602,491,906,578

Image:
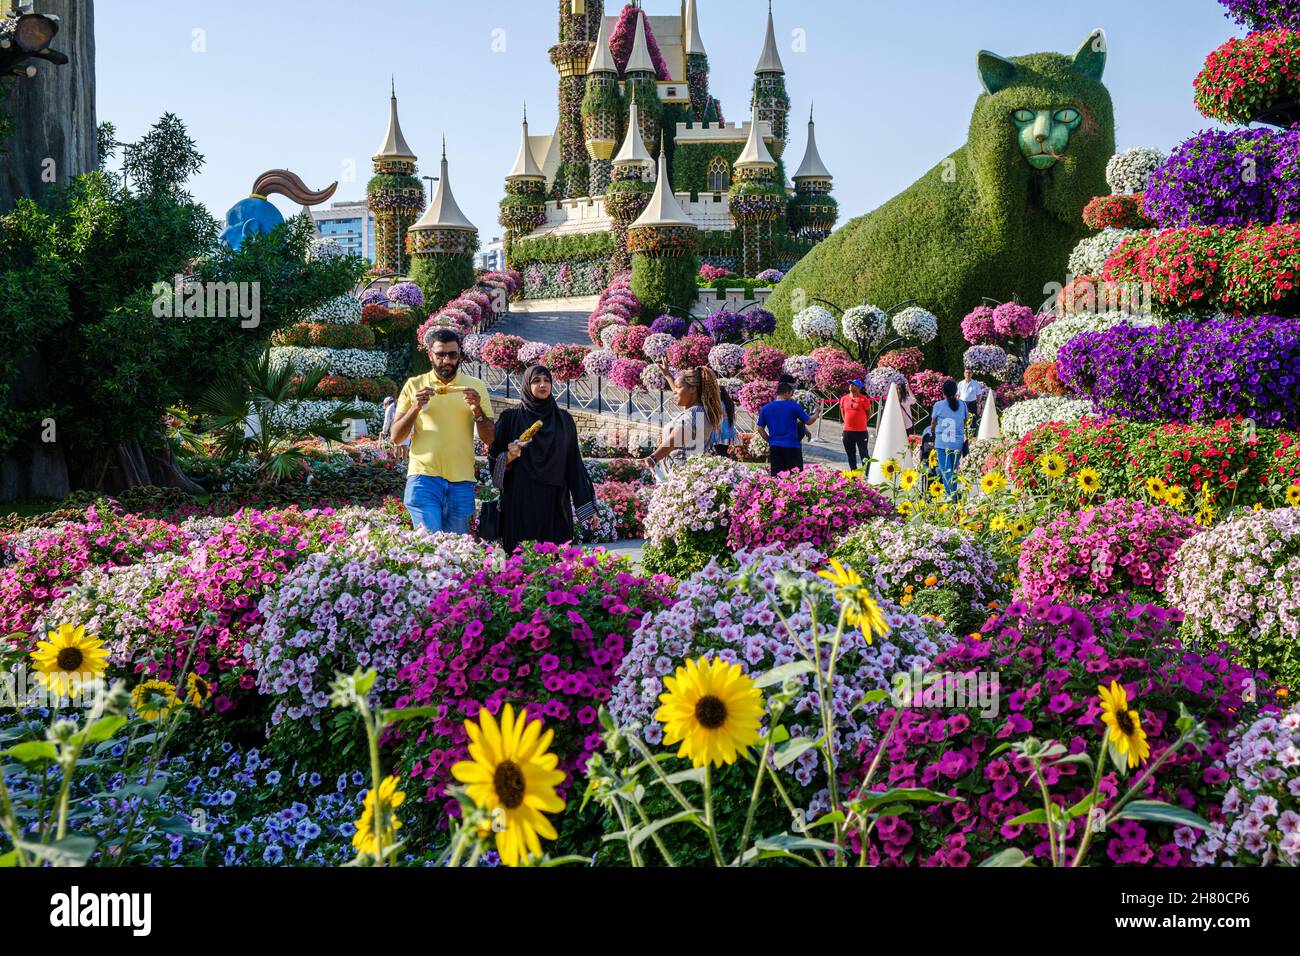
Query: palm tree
197,350,362,484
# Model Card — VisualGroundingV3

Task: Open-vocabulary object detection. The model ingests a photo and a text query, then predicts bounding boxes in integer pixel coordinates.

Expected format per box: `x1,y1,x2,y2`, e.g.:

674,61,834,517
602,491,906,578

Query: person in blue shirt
757,377,819,476
931,378,970,499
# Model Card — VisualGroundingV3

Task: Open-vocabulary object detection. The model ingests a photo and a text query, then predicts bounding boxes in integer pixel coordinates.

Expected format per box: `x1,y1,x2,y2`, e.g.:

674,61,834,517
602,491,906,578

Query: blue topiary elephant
220,169,338,251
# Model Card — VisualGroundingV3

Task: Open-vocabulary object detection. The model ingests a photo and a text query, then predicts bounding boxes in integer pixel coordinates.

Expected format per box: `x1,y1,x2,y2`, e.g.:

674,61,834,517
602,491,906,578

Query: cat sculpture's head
971,30,1114,221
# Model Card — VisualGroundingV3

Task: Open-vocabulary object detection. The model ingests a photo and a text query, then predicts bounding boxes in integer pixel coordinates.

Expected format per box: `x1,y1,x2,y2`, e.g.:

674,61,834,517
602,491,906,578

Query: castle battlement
674,120,772,145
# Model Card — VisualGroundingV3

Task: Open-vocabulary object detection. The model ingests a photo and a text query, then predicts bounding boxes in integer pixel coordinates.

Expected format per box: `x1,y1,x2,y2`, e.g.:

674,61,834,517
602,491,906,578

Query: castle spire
613,86,653,169
736,105,776,170
507,104,544,181
626,8,655,76
755,0,785,75
631,144,695,228
793,104,831,181
373,81,416,162
684,0,706,56
587,11,618,74
413,140,476,232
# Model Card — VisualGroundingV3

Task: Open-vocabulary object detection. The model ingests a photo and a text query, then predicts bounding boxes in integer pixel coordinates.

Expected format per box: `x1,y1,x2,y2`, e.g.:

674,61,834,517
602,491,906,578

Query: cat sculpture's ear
1072,28,1107,81
977,51,1019,95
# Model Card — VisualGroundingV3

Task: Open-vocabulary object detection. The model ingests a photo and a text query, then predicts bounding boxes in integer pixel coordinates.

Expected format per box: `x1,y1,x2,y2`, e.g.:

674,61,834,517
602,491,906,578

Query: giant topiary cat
767,31,1114,371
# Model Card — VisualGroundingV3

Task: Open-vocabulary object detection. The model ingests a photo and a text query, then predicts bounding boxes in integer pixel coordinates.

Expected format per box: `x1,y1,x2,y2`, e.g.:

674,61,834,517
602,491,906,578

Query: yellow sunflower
1195,504,1216,527
451,704,566,867
1039,454,1067,480
1010,517,1030,537
980,471,1007,494
929,480,946,500
928,450,939,469
897,500,915,516
1287,485,1300,508
1098,680,1150,769
1145,476,1168,500
1164,484,1187,511
881,459,900,481
900,469,919,492
1077,467,1101,496
655,657,764,769
30,623,109,698
131,680,180,722
352,775,406,857
185,672,212,707
990,514,1007,532
817,558,891,643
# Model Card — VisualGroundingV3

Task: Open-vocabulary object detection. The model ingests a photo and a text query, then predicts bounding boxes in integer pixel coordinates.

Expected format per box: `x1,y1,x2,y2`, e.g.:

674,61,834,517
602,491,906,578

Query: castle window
707,156,730,193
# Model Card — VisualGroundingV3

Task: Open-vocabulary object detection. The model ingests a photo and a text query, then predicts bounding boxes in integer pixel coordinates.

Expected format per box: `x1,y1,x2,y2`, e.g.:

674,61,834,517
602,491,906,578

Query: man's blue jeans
404,475,476,535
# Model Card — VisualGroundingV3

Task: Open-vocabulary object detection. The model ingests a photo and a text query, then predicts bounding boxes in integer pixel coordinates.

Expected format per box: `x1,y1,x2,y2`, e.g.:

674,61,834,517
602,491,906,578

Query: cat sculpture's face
977,29,1107,172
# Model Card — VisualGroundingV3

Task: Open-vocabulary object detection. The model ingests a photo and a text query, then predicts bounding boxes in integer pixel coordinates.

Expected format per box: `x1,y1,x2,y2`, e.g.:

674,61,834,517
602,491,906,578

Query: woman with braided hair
642,365,725,474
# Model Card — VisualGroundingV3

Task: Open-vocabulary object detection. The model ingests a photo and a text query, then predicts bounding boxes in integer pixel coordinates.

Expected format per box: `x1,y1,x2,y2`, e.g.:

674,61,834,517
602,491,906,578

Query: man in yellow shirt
390,329,495,534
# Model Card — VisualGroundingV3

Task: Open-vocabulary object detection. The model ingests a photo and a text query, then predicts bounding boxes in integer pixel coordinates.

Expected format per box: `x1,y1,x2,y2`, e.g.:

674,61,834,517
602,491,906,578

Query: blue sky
96,0,1237,235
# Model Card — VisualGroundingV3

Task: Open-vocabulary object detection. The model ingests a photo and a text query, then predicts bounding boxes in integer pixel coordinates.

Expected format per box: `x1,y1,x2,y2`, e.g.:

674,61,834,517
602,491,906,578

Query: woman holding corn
489,364,597,553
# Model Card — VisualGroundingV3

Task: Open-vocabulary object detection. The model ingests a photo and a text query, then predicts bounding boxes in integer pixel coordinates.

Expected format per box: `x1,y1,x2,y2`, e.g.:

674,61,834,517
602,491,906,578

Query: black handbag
477,498,501,542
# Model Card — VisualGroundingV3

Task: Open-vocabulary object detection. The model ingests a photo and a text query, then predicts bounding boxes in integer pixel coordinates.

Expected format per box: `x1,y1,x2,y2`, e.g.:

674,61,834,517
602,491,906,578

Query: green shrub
630,254,699,319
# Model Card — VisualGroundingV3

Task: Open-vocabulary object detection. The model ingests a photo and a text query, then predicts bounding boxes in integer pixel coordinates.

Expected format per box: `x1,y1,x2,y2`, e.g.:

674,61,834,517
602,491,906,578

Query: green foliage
630,253,699,321
366,173,424,199
0,113,364,484
509,231,615,267
580,79,624,124
672,141,743,196
641,529,732,578
767,49,1113,370
409,252,475,313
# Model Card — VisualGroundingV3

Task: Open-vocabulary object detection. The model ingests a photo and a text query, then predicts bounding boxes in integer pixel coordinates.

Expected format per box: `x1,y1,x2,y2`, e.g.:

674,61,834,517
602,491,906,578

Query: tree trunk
0,0,94,501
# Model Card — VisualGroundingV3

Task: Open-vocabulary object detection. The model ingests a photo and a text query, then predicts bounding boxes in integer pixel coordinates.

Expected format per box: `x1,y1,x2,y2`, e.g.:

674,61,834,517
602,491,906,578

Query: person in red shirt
839,379,872,471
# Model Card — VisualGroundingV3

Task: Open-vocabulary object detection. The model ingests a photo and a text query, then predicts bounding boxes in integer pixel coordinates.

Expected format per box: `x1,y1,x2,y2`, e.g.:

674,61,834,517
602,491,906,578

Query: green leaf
850,688,891,713
748,833,840,855
1067,793,1101,819
0,850,16,867
773,737,818,770
377,705,441,726
663,767,707,787
1115,801,1213,831
353,669,378,696
77,715,127,746
14,834,98,867
754,660,816,689
628,810,701,850
1007,808,1048,826
766,724,791,746
979,847,1030,867
853,788,963,811
3,741,57,764
804,810,846,830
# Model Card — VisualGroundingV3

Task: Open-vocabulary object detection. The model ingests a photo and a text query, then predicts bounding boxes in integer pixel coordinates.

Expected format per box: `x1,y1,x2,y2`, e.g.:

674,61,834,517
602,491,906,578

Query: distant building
476,237,506,272
311,200,376,262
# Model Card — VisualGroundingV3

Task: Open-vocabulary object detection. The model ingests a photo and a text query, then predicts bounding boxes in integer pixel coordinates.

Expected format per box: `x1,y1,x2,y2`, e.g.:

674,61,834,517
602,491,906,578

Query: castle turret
729,107,785,275
629,144,700,318
549,0,604,199
682,0,711,123
752,1,790,158
367,80,425,275
408,140,479,311
582,14,621,196
500,107,548,267
605,89,656,271
789,104,837,242
623,10,661,156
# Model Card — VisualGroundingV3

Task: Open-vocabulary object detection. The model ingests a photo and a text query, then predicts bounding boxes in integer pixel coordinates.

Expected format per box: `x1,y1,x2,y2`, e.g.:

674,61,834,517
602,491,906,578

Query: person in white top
642,365,725,474
956,368,985,417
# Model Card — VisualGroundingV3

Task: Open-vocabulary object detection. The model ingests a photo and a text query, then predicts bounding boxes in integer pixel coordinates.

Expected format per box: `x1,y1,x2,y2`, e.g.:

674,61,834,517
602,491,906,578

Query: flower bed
859,597,1257,866
1083,193,1154,230
594,482,650,539
728,467,898,552
642,455,753,577
1195,29,1300,126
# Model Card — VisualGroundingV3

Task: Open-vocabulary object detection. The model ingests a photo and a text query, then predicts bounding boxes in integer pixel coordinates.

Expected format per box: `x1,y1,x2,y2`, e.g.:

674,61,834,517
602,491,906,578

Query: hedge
631,254,699,320
509,232,615,267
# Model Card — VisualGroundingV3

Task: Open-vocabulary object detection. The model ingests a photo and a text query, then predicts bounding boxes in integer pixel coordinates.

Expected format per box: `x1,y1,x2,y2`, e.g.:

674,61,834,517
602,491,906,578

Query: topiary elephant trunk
766,31,1114,372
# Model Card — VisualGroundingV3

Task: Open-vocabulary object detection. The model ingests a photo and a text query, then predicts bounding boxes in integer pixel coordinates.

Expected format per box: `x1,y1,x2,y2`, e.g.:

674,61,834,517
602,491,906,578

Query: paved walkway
488,301,872,469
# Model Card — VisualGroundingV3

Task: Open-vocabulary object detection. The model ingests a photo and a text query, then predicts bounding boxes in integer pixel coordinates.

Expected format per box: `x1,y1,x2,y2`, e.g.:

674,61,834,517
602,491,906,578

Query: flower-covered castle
500,0,836,282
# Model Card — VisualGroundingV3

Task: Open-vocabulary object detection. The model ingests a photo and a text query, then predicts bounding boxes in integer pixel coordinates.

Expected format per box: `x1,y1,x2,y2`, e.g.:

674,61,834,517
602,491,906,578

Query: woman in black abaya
489,364,597,553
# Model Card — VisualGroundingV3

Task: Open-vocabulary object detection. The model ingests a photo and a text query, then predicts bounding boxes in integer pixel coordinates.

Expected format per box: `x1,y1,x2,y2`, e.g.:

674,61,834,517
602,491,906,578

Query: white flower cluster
1035,311,1159,360
792,305,837,341
1105,147,1167,194
892,306,939,344
307,238,348,262
270,346,388,379
842,305,887,346
1000,397,1094,439
309,294,363,325
268,399,384,434
1067,228,1141,277
642,332,677,361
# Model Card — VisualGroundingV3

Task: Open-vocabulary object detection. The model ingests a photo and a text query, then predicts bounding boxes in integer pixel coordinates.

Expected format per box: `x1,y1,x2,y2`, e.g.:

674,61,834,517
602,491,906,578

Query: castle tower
550,0,604,199
729,107,784,276
789,105,837,242
629,144,700,318
582,15,621,196
605,89,656,272
408,140,479,311
500,107,548,267
752,1,790,159
682,0,711,123
623,10,661,156
367,80,425,275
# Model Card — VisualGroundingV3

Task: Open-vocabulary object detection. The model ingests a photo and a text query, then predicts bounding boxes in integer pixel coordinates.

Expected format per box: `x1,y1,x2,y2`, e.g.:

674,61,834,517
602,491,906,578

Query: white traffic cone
977,389,1001,441
867,384,911,487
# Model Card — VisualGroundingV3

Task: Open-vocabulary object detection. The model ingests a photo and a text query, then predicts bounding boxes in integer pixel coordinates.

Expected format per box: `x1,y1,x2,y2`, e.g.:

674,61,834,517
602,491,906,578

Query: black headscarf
516,365,567,486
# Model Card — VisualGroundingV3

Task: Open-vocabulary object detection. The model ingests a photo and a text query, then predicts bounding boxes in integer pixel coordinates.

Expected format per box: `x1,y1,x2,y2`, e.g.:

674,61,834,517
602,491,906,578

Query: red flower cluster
1082,193,1154,230
1024,361,1068,397
1194,29,1300,125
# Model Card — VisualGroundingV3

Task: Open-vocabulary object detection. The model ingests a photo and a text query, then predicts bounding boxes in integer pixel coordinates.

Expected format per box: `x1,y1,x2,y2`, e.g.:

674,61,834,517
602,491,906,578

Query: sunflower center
493,760,526,810
56,647,84,671
1116,709,1136,736
694,695,728,730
